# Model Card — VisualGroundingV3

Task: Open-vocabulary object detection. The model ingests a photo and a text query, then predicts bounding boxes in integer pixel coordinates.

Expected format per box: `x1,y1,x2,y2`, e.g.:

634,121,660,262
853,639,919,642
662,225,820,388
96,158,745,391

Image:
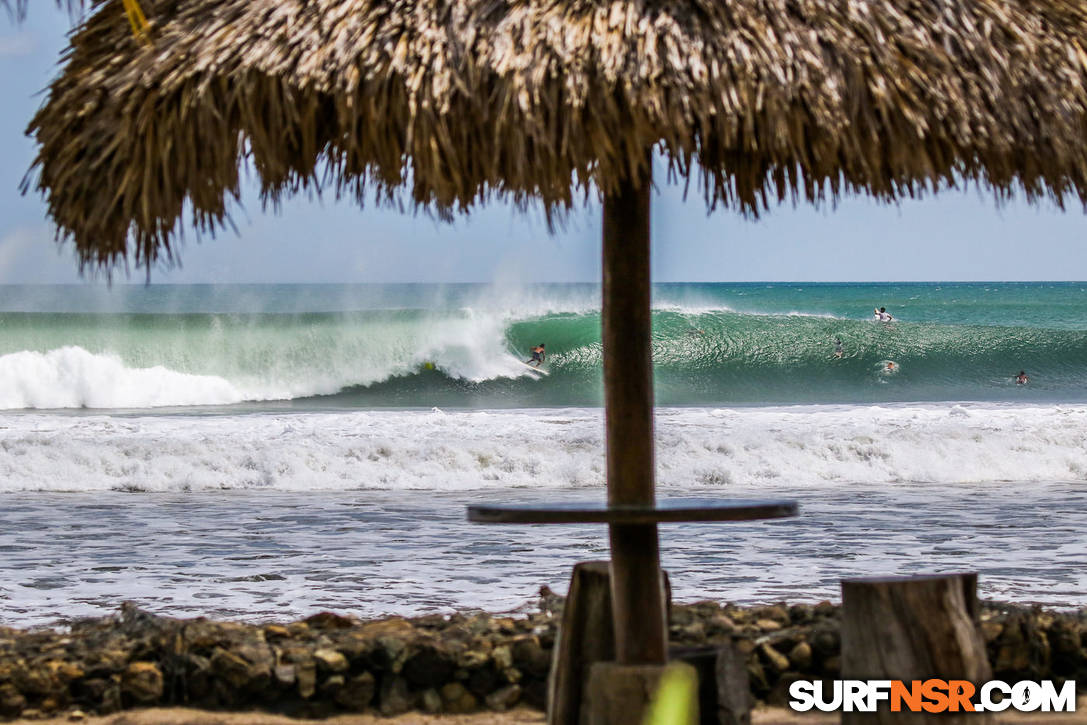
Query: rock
403,645,455,688
981,620,1004,642
67,710,87,721
490,617,517,634
19,665,57,695
233,643,274,680
1049,622,1081,671
209,647,252,689
305,612,357,629
788,605,815,625
788,641,812,670
709,614,736,634
274,663,296,686
814,601,837,618
46,660,84,683
810,627,839,657
313,648,349,673
121,662,163,704
822,655,841,675
993,619,1031,674
457,647,491,668
420,688,442,713
486,683,522,711
0,683,26,717
746,658,768,696
466,665,500,696
297,661,317,699
676,621,706,640
510,636,549,678
378,675,412,716
334,672,376,711
103,679,124,713
759,643,790,674
440,681,478,713
755,619,781,632
758,606,790,624
320,674,345,698
492,644,513,670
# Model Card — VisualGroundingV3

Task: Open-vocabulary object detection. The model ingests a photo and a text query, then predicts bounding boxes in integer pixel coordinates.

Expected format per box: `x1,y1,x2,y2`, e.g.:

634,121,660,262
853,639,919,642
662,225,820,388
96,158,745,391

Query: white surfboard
521,361,550,376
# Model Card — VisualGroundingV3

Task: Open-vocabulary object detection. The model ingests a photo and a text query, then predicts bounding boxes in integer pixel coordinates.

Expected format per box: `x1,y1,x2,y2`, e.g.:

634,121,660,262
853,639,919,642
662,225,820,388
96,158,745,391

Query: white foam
0,403,1084,492
0,346,245,409
0,332,541,409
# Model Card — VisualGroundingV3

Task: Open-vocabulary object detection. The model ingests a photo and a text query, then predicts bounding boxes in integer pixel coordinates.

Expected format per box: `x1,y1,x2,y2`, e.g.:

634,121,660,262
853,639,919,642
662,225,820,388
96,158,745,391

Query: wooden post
841,574,993,724
669,644,752,725
602,155,667,665
547,562,615,725
547,563,675,725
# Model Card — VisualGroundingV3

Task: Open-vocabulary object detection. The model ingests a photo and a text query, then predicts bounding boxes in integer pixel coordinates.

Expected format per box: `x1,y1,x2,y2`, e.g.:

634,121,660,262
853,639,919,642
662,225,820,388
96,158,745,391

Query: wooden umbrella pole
602,156,667,665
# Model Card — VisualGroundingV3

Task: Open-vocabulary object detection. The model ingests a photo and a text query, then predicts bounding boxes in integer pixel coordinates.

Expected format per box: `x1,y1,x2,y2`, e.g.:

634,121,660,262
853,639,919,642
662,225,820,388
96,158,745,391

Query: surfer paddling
526,343,546,367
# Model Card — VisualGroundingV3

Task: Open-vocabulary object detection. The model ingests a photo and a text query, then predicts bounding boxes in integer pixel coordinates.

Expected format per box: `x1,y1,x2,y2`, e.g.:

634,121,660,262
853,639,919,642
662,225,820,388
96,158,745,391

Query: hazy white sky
1,9,1084,285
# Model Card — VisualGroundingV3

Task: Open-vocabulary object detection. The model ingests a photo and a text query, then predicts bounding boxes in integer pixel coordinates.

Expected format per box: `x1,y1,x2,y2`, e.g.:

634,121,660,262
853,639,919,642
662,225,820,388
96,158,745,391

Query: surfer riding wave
526,343,546,367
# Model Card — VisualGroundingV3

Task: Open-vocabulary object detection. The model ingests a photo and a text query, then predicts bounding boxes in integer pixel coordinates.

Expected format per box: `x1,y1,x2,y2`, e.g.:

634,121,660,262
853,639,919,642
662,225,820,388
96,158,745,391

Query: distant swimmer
1015,370,1029,385
874,307,894,322
834,338,844,358
885,361,897,372
526,343,546,367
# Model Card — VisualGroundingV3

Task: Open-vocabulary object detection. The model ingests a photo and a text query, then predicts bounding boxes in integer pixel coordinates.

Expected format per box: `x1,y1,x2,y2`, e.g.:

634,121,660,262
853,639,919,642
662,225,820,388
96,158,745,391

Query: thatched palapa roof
22,0,1087,270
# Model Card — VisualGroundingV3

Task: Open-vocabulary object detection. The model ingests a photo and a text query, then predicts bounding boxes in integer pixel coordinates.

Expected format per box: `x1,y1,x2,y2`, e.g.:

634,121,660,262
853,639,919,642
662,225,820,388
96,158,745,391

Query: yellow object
123,0,151,43
645,663,698,725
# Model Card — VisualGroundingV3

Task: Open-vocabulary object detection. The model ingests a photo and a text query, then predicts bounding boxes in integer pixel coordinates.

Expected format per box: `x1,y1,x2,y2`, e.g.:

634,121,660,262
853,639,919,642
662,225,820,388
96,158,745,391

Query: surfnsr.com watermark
789,679,1077,713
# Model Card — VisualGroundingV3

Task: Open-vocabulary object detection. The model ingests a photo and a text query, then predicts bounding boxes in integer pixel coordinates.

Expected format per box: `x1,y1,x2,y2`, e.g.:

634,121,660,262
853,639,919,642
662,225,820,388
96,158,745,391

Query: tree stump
670,644,751,725
547,562,614,725
841,574,993,724
585,661,698,725
547,561,673,725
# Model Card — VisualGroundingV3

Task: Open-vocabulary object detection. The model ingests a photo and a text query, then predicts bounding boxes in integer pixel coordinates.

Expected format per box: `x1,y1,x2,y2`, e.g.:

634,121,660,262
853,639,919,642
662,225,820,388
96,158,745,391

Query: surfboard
521,361,550,376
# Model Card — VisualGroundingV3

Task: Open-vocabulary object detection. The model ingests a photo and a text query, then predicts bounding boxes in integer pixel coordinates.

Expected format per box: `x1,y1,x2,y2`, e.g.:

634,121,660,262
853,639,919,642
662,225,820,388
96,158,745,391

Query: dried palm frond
23,0,1087,272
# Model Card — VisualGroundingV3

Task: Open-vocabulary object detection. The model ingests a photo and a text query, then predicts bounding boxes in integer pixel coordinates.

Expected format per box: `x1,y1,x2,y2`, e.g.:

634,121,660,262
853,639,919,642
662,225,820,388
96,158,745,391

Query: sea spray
0,404,1084,492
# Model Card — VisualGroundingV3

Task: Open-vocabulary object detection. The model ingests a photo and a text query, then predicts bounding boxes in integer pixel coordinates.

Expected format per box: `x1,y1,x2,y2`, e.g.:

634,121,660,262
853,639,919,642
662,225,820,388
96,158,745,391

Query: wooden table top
467,497,798,524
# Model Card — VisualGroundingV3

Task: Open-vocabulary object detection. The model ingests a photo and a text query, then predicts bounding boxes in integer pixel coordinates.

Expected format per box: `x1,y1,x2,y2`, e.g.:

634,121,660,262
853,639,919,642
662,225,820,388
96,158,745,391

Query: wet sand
9,700,1087,725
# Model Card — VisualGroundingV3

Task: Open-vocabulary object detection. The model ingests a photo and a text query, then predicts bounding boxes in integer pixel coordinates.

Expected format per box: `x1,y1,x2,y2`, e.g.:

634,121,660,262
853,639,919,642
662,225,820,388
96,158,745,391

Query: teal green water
0,282,1083,409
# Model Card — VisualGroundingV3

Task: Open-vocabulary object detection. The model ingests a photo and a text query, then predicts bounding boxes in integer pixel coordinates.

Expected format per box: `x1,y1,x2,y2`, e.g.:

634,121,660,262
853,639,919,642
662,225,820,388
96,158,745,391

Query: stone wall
0,598,1084,720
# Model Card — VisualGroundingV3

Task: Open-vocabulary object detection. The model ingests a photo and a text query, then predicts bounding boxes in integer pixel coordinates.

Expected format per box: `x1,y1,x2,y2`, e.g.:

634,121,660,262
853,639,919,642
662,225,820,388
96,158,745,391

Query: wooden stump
670,644,751,725
841,574,993,724
547,562,614,725
585,662,698,725
547,561,673,725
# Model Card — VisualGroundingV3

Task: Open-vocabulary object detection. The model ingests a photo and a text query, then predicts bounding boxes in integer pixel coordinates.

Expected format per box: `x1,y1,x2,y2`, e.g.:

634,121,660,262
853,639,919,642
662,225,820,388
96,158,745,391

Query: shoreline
1,597,1084,721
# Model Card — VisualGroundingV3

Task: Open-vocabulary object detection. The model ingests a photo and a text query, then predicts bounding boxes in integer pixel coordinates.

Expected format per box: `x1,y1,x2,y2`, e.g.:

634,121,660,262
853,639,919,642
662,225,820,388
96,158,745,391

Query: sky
0,9,1085,285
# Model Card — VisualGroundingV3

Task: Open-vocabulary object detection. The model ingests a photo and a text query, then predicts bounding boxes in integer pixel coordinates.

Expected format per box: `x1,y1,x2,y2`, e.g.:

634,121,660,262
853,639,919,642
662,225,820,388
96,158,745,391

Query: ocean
1,282,1085,628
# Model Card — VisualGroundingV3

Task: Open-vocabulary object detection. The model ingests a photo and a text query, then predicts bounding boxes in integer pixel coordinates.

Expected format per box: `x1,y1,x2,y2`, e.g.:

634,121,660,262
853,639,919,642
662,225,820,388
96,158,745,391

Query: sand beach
7,700,1087,724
